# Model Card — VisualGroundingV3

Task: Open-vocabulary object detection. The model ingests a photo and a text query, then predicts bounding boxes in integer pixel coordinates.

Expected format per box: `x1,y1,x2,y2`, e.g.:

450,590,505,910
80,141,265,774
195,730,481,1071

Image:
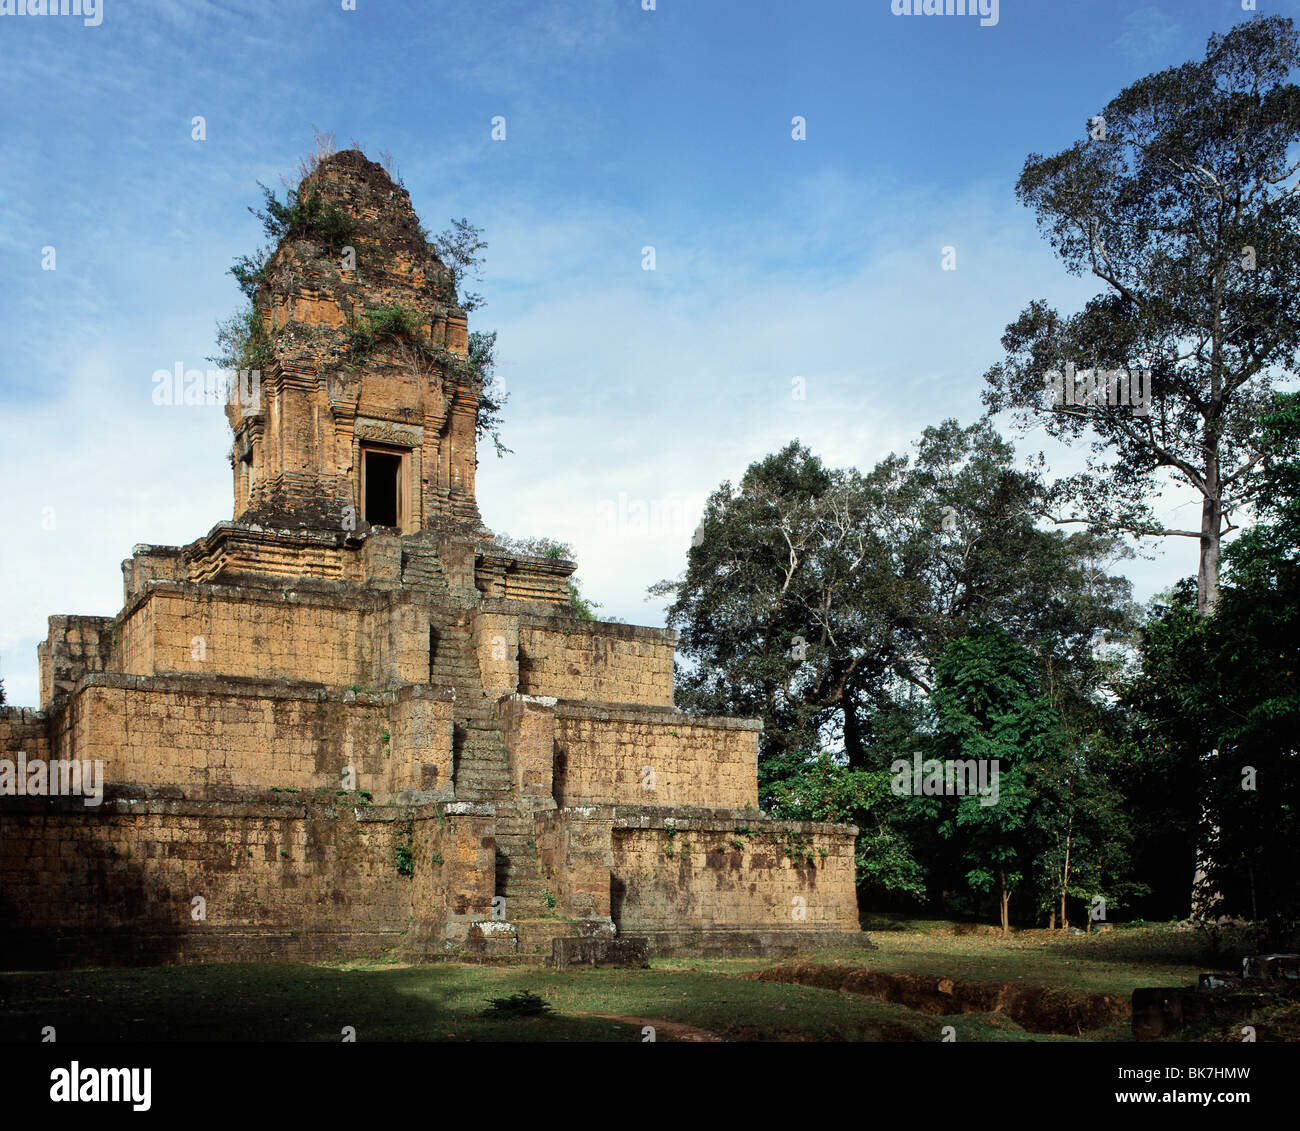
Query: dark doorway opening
363,449,402,528
610,875,626,929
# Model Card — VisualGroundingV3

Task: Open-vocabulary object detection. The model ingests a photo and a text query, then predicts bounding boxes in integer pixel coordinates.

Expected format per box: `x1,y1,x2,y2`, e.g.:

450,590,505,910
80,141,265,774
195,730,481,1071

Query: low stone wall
532,805,863,955
112,581,463,692
0,795,494,967
517,618,675,707
45,674,452,801
610,809,860,939
117,582,379,686
553,704,760,809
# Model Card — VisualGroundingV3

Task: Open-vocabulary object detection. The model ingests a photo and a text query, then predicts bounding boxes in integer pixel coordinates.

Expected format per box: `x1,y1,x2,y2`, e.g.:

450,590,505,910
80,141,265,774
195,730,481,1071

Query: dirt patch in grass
751,962,1129,1036
578,1013,725,1042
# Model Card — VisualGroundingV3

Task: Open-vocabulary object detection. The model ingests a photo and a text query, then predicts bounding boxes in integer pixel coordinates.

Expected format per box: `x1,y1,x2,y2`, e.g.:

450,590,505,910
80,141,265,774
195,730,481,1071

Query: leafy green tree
1029,726,1144,931
652,440,879,764
920,624,1139,932
984,16,1300,612
654,422,1136,771
764,752,926,902
655,425,1139,921
925,626,1046,933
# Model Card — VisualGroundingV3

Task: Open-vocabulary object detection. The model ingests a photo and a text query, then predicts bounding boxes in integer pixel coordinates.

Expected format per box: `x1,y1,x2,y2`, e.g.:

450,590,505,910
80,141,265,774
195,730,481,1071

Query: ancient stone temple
0,151,863,965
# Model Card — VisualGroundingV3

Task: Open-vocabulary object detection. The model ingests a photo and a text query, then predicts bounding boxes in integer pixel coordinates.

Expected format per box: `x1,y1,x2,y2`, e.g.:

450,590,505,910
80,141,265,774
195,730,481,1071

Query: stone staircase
427,617,549,919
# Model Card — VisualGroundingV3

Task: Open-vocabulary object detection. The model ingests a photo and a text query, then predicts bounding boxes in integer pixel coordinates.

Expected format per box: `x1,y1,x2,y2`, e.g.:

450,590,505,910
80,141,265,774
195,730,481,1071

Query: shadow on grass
0,963,641,1043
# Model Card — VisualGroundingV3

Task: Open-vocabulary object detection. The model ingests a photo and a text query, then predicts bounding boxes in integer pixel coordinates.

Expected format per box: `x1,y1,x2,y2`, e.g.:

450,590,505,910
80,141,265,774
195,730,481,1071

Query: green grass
0,922,1264,1043
843,916,1210,995
0,961,941,1042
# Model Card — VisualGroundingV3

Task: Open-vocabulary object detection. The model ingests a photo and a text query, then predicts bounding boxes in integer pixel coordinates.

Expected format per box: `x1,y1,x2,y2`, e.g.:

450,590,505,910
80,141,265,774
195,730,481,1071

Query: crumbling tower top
227,149,485,536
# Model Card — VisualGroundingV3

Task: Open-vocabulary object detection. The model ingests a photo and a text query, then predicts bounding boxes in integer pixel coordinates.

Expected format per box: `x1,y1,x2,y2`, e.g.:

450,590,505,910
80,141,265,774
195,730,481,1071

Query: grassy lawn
0,921,1267,1043
842,915,1213,994
0,960,938,1043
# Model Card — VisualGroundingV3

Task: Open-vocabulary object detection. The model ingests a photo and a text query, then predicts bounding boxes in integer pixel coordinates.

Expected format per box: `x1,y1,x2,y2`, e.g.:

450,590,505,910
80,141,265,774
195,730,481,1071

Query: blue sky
1,0,1293,706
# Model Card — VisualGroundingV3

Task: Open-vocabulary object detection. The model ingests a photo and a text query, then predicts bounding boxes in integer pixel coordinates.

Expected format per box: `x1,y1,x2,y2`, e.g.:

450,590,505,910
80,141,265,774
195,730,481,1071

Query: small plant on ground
480,991,553,1019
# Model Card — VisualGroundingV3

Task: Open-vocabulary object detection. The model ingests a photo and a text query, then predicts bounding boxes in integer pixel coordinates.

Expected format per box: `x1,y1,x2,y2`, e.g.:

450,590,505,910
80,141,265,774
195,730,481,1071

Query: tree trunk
1198,475,1221,614
1060,818,1073,932
1202,263,1224,616
842,690,865,769
999,870,1010,935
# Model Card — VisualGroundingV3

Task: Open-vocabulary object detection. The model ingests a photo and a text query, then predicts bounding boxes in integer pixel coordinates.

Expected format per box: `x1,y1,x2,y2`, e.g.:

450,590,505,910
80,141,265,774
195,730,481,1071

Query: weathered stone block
551,935,649,971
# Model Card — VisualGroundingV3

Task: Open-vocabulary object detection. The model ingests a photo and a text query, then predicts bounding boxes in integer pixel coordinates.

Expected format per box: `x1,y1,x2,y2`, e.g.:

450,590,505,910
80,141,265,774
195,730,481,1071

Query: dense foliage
658,399,1297,939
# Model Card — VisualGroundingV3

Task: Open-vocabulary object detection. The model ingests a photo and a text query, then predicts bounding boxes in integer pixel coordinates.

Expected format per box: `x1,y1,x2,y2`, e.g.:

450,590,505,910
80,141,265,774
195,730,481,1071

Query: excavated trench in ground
751,963,1130,1035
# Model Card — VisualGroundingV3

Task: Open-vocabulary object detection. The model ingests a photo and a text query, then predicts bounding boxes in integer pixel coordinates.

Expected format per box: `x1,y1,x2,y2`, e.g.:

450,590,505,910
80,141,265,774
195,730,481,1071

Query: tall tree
653,422,1135,770
1126,394,1300,938
984,16,1300,612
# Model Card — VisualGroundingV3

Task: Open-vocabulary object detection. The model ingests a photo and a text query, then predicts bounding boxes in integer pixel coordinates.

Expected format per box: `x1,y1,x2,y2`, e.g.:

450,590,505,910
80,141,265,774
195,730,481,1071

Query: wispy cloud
1116,5,1182,66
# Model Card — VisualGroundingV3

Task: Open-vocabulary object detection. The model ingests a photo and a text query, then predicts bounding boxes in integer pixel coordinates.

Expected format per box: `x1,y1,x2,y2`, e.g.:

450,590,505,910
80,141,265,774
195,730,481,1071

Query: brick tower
0,151,866,966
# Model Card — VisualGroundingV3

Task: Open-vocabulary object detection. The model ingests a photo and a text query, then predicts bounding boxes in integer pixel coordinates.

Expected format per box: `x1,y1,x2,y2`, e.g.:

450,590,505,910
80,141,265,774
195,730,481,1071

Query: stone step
427,626,550,913
498,858,540,872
